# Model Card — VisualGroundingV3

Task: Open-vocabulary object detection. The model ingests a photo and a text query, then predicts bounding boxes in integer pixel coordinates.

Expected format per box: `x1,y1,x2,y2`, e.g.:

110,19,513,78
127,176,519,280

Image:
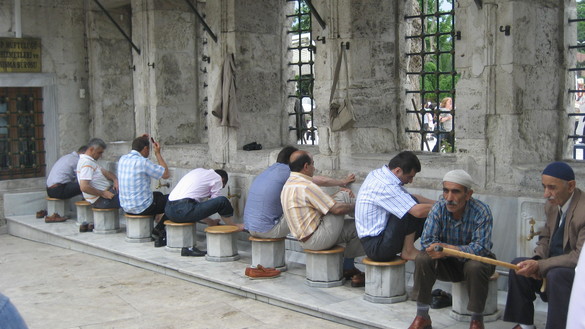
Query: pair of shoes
45,213,67,223
181,247,206,257
350,272,365,287
469,319,484,329
430,289,452,309
154,236,166,248
243,142,262,151
245,265,281,279
343,267,362,280
36,209,47,218
408,315,432,329
80,222,89,232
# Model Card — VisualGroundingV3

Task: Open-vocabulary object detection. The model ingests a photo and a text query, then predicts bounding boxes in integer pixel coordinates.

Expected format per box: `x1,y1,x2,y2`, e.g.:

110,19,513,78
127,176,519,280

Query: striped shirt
76,154,111,204
421,197,494,256
281,172,336,241
117,150,165,214
355,166,417,238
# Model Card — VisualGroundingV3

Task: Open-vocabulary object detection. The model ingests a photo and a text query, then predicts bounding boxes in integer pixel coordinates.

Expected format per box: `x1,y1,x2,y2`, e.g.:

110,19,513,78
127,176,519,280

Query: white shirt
76,154,111,204
567,246,585,328
168,168,222,202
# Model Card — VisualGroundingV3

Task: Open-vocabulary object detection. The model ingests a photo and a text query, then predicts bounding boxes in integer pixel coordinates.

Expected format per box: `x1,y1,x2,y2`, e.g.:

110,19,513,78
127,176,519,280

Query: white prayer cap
443,169,474,189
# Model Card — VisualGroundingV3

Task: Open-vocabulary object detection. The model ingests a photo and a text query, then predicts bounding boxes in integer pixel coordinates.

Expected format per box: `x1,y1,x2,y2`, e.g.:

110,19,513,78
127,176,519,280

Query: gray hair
87,138,107,150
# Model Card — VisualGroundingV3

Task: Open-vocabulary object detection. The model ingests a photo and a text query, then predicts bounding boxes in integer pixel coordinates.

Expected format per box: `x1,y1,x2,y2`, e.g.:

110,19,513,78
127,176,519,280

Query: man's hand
339,187,355,198
425,243,459,259
112,179,119,192
102,190,115,200
152,138,161,154
342,174,356,187
516,259,541,279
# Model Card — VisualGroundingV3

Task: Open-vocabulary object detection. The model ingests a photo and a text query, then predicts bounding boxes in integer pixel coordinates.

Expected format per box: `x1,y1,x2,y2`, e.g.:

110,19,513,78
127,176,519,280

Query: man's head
77,145,88,154
85,138,107,160
542,162,576,207
132,135,150,157
289,150,314,177
215,169,228,188
388,151,421,185
442,169,474,219
276,146,299,164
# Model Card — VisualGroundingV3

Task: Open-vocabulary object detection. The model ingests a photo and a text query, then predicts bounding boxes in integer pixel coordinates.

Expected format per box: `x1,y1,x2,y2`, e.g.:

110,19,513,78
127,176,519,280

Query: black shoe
430,289,452,309
181,247,206,257
154,236,166,248
243,142,262,151
79,222,89,233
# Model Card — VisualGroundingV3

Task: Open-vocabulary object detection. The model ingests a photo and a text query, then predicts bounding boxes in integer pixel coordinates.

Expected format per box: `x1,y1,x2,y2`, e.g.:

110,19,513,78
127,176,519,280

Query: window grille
0,87,45,180
287,0,317,145
569,0,585,160
405,0,457,153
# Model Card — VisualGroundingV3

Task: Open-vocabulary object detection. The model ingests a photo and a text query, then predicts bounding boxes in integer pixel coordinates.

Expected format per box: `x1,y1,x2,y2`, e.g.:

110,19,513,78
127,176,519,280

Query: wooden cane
433,245,546,292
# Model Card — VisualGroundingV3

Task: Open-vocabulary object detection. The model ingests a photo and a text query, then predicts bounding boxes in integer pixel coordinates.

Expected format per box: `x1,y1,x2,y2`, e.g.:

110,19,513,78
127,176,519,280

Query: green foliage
578,1,585,53
291,1,311,33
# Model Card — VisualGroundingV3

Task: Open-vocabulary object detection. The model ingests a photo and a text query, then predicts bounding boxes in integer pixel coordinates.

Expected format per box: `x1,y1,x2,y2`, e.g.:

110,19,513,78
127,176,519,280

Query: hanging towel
212,53,239,127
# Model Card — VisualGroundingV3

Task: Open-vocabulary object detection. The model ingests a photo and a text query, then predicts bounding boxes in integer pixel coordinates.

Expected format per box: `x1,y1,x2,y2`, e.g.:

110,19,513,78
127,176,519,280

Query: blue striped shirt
118,150,165,214
355,166,417,238
421,197,494,256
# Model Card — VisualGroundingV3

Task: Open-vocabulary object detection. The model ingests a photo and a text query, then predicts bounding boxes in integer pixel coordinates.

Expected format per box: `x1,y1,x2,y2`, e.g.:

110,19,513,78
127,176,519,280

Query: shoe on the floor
87,223,94,231
350,272,365,287
245,265,280,279
154,236,166,248
469,319,484,329
36,209,47,218
430,289,452,309
343,267,362,280
408,315,432,329
181,247,206,257
79,222,89,232
45,213,67,223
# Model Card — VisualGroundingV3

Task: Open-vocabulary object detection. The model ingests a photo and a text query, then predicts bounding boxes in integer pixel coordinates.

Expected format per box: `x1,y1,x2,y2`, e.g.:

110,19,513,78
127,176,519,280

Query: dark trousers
504,257,574,329
412,253,495,313
164,196,233,223
360,213,425,261
46,182,81,199
92,188,120,209
126,192,168,216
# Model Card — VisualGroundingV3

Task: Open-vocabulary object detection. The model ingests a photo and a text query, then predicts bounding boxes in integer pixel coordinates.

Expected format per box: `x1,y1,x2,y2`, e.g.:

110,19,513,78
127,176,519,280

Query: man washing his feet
409,169,495,329
355,151,435,261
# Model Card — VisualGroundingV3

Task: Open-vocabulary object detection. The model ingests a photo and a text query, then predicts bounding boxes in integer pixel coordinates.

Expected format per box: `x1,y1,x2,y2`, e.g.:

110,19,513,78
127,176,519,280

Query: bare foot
399,249,420,261
202,218,220,226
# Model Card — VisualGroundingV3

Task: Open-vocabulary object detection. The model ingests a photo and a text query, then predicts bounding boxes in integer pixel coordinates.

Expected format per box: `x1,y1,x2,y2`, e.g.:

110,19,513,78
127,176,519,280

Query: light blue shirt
47,151,79,186
118,150,165,214
355,166,417,238
243,163,291,232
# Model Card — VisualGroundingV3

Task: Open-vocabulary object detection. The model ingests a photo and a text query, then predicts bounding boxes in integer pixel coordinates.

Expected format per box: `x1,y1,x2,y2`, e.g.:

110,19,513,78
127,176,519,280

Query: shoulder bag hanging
329,46,356,132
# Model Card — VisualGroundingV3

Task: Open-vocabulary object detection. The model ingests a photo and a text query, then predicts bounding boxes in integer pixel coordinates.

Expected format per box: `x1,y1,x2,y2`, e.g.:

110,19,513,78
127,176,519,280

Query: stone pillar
207,0,288,165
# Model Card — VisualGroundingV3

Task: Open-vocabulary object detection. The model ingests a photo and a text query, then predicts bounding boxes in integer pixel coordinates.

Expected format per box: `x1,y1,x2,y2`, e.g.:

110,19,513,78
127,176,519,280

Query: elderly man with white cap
409,169,495,329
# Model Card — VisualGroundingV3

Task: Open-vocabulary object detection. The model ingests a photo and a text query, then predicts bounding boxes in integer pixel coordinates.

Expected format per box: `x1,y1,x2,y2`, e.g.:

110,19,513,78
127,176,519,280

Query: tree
290,1,311,33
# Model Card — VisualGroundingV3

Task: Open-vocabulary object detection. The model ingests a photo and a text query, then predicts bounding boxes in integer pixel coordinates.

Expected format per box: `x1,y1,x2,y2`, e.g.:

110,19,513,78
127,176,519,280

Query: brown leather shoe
408,315,432,329
245,265,281,279
469,320,484,329
44,213,68,223
350,272,365,287
343,267,362,280
36,209,47,218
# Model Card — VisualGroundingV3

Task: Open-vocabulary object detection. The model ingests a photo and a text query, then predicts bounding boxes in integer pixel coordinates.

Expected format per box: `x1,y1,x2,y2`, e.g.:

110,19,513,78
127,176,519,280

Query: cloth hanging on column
212,53,239,127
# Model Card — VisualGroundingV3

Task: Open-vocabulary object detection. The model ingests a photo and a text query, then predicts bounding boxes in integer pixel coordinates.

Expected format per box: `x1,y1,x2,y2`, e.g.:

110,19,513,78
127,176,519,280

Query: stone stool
450,272,500,322
92,208,120,234
125,214,154,243
46,197,66,216
204,225,240,262
249,236,286,271
75,200,93,225
304,245,345,288
164,220,195,252
363,257,408,304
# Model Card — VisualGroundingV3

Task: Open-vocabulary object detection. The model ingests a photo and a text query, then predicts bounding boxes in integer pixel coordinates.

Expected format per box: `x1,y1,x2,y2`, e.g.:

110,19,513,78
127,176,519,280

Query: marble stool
249,236,286,271
363,257,407,304
74,200,93,225
304,245,345,288
450,272,500,322
204,225,240,262
164,220,195,252
91,208,120,234
46,197,66,216
124,214,154,243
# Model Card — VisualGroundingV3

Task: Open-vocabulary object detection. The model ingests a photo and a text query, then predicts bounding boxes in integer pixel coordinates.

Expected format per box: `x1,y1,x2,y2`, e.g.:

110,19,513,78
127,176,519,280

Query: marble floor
4,215,547,329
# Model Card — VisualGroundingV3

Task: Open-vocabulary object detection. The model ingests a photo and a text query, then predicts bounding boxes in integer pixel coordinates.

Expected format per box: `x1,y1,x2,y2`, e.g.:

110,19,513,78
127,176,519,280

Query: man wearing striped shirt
77,138,120,209
355,151,435,262
281,150,365,286
409,169,494,329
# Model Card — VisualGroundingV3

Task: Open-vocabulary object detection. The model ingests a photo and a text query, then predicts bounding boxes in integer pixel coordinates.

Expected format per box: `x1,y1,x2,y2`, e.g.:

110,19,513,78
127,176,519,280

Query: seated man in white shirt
77,138,120,209
164,168,243,256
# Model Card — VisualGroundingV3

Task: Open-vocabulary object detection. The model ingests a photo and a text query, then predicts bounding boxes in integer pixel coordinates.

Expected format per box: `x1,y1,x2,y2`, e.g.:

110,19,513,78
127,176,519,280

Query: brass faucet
227,186,241,199
526,218,542,241
156,180,170,189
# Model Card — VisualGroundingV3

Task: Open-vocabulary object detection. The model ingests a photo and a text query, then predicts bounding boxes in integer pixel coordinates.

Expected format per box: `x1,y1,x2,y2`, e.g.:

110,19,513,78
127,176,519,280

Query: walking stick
433,245,546,292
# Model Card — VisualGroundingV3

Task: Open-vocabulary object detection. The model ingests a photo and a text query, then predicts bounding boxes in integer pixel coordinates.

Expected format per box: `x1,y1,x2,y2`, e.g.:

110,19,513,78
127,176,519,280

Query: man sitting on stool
77,138,120,209
165,168,243,256
409,170,495,329
46,145,87,200
281,150,365,287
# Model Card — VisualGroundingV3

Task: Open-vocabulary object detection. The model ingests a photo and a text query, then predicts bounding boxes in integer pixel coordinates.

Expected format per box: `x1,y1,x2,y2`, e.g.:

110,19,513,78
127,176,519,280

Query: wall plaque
0,38,42,73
